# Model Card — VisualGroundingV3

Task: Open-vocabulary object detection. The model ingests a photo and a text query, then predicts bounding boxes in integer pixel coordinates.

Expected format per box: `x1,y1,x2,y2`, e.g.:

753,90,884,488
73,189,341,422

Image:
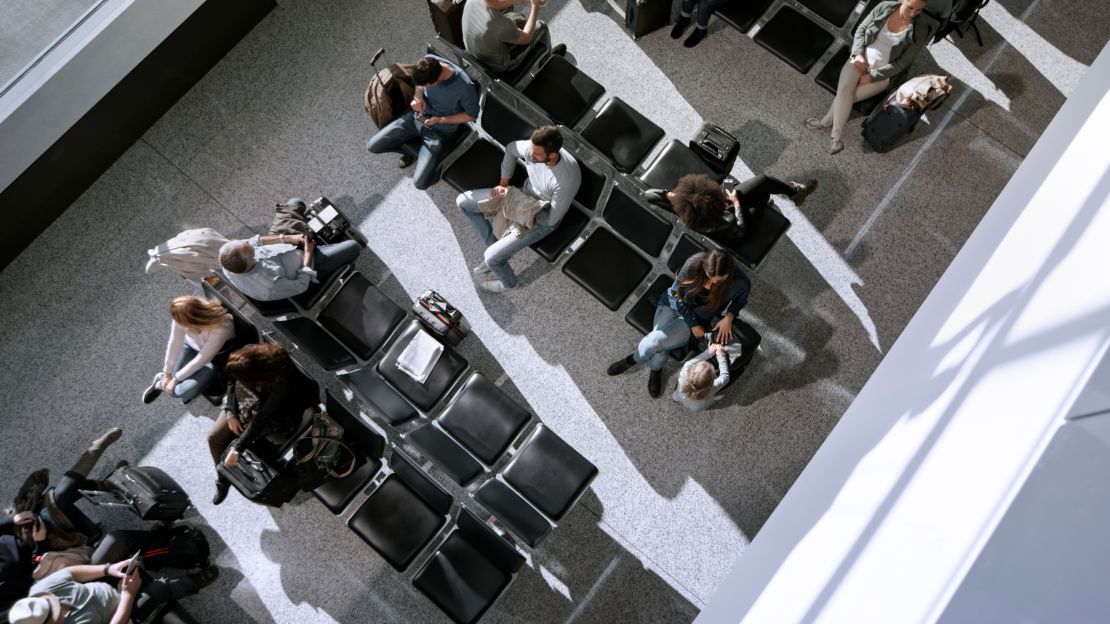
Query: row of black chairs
204,265,598,623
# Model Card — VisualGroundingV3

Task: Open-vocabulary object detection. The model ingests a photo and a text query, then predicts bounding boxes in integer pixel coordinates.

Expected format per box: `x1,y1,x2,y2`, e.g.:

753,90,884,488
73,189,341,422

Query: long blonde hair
170,296,232,331
680,361,716,401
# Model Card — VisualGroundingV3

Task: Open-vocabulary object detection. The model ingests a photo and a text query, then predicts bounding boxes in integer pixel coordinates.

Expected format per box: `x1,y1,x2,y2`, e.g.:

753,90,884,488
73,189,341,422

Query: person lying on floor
645,173,816,248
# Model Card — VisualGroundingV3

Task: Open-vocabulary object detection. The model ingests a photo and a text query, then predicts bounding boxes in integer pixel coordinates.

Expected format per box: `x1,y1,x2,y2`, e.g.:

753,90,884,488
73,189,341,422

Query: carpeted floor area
0,0,1105,621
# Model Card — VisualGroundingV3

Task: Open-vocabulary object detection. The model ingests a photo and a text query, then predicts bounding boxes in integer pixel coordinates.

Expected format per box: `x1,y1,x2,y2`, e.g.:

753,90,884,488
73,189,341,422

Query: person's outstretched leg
68,427,123,477
312,239,361,278
479,223,555,292
456,189,498,246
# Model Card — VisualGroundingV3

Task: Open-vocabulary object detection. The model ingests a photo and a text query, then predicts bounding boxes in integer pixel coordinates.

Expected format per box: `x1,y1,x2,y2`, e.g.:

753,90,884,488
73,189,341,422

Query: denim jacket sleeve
722,271,751,318
668,254,703,329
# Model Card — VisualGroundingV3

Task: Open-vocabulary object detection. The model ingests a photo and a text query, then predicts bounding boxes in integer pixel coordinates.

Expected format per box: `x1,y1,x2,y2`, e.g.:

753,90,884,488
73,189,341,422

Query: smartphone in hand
125,550,142,576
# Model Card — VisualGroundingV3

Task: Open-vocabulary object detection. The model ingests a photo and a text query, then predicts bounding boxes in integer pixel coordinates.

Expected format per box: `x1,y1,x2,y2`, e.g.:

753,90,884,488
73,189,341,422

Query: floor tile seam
137,137,258,233
575,499,711,609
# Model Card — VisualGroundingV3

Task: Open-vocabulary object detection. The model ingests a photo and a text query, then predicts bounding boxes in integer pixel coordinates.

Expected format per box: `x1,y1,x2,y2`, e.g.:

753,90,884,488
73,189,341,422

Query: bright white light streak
980,1,1088,97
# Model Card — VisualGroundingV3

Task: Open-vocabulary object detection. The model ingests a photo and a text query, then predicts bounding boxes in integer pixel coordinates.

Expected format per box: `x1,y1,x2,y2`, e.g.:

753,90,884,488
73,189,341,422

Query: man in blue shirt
366,55,480,190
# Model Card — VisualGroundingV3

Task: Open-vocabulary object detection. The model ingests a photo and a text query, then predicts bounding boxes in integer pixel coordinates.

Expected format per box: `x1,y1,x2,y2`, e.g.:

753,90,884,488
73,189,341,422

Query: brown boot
69,427,123,476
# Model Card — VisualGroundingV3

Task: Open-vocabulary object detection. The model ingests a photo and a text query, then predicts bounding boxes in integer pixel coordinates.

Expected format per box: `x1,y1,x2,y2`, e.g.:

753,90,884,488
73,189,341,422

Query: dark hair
226,343,294,390
677,250,736,312
412,58,443,86
671,174,727,231
530,126,563,155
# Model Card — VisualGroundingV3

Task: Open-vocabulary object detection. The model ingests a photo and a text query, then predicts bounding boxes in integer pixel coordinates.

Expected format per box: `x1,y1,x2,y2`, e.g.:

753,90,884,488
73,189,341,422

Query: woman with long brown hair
208,342,318,505
143,296,235,404
607,250,751,397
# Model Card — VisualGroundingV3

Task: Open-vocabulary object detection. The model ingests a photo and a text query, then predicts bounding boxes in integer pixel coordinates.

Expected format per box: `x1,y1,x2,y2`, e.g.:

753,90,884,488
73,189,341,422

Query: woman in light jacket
804,0,936,154
143,296,235,404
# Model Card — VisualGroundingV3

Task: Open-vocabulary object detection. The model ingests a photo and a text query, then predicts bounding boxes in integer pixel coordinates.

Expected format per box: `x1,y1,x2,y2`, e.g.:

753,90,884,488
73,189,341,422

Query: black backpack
141,526,211,571
934,0,989,44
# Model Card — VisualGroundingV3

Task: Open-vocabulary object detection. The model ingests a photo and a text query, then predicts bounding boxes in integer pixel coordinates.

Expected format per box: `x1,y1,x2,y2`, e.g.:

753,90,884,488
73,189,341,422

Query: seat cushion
603,187,672,257
340,368,419,425
725,203,791,269
442,139,527,192
481,93,536,148
318,272,406,360
314,392,385,513
407,424,484,486
574,159,606,211
562,228,652,311
413,525,515,624
313,456,382,514
292,263,350,310
242,295,297,317
522,55,605,127
624,274,673,335
667,234,707,274
638,140,723,191
272,317,356,371
717,0,775,32
503,426,597,521
580,97,665,173
377,321,468,412
474,480,552,548
799,0,857,27
348,477,446,571
439,373,531,465
530,205,589,262
753,7,836,73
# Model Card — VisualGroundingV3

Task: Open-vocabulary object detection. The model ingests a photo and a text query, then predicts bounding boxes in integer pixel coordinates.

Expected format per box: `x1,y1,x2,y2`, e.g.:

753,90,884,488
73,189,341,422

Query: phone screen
125,550,142,576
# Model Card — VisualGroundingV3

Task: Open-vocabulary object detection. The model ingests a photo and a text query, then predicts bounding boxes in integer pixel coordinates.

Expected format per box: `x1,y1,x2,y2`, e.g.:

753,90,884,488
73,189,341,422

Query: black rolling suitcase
690,122,740,175
95,466,192,521
428,0,466,47
217,447,299,508
625,0,670,39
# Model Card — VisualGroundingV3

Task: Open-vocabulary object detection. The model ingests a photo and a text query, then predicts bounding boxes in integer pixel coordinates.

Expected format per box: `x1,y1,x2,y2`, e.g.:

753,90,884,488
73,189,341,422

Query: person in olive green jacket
804,0,937,154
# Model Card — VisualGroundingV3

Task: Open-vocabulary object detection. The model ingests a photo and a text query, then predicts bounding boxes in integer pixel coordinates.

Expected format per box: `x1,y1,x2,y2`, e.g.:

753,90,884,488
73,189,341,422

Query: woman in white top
143,296,235,404
672,343,734,411
803,0,935,154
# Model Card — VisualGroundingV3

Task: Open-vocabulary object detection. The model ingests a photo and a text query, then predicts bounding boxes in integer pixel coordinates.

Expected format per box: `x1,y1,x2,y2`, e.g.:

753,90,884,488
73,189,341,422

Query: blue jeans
170,344,218,403
313,239,361,277
635,303,692,371
681,0,729,27
456,189,556,288
366,111,454,190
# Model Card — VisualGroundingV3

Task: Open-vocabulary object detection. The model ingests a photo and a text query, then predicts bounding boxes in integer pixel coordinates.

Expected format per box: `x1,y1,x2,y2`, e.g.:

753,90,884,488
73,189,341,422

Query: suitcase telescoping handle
370,47,384,69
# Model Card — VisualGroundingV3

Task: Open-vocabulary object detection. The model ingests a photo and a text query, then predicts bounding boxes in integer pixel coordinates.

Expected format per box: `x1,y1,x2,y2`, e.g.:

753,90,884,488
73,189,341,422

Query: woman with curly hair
208,342,317,505
606,250,750,398
644,173,816,248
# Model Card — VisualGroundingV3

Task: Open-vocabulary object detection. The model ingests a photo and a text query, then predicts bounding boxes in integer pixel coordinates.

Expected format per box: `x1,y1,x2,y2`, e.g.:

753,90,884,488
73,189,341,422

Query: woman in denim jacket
804,0,936,154
607,250,750,398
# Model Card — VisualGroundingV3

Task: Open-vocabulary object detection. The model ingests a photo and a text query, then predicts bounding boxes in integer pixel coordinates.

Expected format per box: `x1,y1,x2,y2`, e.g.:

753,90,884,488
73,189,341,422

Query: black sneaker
648,369,663,398
607,355,636,376
212,479,231,506
398,154,415,169
683,28,707,48
551,43,567,57
791,179,819,205
142,375,162,404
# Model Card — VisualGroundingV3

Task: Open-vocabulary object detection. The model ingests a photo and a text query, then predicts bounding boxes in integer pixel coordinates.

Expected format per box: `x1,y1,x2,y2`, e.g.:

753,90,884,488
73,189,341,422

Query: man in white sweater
455,126,581,293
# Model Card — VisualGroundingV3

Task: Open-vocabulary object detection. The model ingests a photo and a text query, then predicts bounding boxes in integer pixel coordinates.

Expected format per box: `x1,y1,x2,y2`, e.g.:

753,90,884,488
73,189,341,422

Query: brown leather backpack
364,63,416,129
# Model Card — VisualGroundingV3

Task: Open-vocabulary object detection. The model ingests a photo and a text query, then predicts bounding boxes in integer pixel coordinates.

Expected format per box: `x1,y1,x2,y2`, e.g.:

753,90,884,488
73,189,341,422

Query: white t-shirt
866,22,909,68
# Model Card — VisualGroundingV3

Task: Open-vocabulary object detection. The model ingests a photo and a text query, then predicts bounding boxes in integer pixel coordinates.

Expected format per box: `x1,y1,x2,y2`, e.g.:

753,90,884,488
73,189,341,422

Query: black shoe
399,154,415,169
142,376,162,404
791,179,819,205
188,564,220,589
683,28,707,48
607,355,636,376
648,369,663,398
212,479,231,506
551,43,567,57
670,15,691,39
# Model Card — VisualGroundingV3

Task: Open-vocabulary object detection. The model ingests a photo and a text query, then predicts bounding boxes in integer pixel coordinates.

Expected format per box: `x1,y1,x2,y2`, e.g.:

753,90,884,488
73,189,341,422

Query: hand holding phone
125,550,142,577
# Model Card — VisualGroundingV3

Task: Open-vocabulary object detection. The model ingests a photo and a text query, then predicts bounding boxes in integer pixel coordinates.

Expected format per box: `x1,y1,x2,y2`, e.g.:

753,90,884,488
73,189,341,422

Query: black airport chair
562,228,652,311
272,317,356,371
238,292,297,318
667,234,707,274
521,55,605,127
799,0,858,27
603,187,673,257
580,97,665,174
753,7,836,73
496,30,552,87
439,373,531,466
717,0,776,32
377,321,468,412
623,274,673,336
638,140,725,191
725,201,791,270
481,92,536,148
347,451,453,571
340,367,419,426
530,205,590,262
317,272,406,361
407,423,484,486
313,392,386,514
292,263,353,311
574,158,606,212
442,139,528,192
413,510,526,624
473,480,552,547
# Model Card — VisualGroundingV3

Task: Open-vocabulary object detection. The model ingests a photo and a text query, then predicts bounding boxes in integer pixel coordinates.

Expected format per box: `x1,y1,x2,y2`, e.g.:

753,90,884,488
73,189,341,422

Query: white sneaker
472,261,491,276
479,279,515,293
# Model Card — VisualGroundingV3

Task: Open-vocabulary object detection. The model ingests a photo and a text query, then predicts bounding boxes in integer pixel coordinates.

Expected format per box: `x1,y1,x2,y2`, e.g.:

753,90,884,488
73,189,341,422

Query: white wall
0,0,204,192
